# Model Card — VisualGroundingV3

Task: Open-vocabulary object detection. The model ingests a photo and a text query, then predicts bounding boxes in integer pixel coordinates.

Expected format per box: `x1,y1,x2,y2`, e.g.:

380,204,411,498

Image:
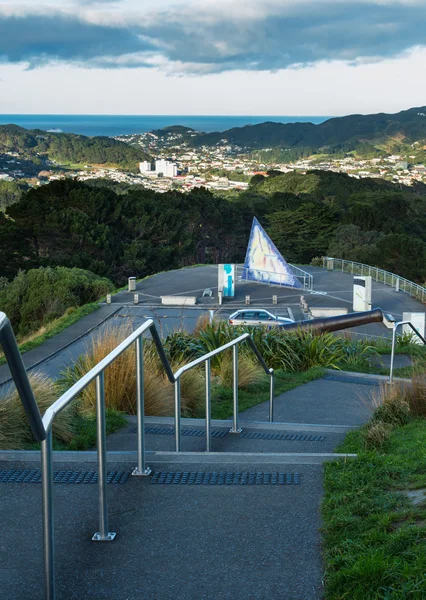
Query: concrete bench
161,296,197,306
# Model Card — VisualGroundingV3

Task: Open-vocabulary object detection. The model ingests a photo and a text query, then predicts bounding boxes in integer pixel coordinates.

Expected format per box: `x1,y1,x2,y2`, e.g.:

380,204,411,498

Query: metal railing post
205,359,211,452
174,378,181,452
132,336,151,476
389,324,398,385
92,372,116,541
41,430,55,600
229,345,242,433
269,370,274,422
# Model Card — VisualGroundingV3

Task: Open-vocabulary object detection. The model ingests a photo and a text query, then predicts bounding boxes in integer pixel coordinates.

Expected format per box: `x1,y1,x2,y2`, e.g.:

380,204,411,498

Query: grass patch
55,409,127,451
208,366,325,420
0,302,100,366
323,415,426,597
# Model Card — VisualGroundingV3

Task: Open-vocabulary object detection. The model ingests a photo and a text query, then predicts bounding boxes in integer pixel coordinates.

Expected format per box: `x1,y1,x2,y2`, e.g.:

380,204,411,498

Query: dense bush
0,266,114,335
3,169,426,285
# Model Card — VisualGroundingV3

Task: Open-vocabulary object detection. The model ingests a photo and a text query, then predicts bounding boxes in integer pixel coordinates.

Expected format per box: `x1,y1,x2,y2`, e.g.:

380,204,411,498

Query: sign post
218,264,235,298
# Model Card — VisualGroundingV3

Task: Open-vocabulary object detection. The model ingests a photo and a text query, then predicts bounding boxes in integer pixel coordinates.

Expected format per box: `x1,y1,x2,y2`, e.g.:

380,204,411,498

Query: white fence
323,257,426,305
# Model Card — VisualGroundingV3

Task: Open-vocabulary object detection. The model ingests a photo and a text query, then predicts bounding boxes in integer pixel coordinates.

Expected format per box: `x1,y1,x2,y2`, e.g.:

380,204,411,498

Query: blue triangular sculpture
243,217,302,288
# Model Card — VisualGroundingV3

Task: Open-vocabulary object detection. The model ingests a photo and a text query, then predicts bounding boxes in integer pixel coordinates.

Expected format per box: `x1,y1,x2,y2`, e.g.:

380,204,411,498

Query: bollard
106,294,111,304
134,294,139,304
218,290,223,305
245,295,250,305
395,278,400,293
272,295,277,305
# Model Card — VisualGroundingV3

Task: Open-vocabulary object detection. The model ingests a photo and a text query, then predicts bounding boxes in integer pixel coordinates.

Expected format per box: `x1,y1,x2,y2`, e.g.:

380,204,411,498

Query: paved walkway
0,371,384,599
0,305,121,385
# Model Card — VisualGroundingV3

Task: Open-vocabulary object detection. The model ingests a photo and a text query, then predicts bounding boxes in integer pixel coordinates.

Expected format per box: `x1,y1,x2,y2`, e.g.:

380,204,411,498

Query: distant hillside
0,125,150,171
190,106,426,151
252,169,397,198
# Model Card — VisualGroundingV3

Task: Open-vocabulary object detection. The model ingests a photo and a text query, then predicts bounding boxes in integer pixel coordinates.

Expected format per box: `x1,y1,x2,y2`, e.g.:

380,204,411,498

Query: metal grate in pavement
145,427,228,438
150,471,300,485
0,469,129,484
240,432,325,442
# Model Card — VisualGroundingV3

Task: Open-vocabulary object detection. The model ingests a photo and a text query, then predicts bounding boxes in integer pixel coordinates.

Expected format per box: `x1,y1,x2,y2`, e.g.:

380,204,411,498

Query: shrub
0,373,74,449
310,256,324,267
371,384,411,427
219,352,264,389
363,421,394,450
0,266,114,336
178,366,205,417
337,338,378,367
58,324,174,416
409,373,426,417
164,330,203,364
58,325,209,418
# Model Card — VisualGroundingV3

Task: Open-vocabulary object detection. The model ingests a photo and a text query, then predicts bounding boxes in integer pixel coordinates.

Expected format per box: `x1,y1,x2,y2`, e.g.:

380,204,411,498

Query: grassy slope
323,421,426,599
0,303,100,366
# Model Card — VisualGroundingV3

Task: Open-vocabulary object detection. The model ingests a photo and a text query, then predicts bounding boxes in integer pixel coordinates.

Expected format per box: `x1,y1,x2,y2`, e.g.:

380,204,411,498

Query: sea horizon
0,114,331,137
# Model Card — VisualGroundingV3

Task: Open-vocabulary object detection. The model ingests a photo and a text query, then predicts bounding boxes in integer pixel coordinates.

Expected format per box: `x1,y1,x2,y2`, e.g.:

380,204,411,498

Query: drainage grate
145,427,228,438
0,470,130,484
240,432,325,442
150,471,300,485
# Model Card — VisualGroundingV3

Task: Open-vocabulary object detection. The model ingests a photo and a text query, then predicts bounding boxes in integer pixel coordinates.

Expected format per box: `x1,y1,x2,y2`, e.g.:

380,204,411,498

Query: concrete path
0,458,324,600
0,372,387,599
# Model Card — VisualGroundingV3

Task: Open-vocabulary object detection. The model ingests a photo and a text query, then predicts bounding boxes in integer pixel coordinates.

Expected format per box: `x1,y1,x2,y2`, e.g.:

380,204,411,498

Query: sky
0,0,426,116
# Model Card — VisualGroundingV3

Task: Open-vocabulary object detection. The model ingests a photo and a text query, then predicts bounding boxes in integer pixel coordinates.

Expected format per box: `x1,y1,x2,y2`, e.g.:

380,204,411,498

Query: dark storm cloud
0,13,154,68
1,2,426,72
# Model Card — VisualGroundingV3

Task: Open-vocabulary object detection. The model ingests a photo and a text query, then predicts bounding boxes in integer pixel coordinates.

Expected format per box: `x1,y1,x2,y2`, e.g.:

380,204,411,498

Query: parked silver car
228,309,294,327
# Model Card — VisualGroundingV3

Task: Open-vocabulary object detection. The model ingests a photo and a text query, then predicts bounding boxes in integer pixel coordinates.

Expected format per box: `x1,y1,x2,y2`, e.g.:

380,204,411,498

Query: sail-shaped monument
243,217,302,289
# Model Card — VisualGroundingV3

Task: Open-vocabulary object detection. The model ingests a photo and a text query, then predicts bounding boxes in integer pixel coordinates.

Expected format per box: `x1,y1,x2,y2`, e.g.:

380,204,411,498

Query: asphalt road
1,264,425,387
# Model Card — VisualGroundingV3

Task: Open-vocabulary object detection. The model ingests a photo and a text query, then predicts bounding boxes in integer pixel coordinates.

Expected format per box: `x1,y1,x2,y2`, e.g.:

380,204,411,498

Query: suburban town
1,125,426,193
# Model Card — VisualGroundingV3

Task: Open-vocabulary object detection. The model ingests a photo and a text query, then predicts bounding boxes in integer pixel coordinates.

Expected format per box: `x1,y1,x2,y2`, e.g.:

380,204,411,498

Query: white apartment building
139,159,177,177
139,161,152,173
155,159,177,177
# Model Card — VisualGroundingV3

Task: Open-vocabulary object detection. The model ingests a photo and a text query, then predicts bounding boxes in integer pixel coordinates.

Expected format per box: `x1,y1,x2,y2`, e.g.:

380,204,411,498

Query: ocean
0,114,330,137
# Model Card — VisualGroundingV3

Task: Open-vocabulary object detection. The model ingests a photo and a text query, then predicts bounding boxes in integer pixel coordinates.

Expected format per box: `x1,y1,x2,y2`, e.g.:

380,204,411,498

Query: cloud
1,1,426,72
0,12,155,68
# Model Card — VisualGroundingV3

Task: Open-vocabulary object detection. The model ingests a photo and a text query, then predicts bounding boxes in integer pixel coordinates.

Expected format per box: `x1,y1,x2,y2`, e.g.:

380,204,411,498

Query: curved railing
236,264,313,291
323,257,426,305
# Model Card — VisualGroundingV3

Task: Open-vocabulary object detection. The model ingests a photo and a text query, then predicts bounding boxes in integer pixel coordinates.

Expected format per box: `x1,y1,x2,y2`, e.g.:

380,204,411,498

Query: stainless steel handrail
0,312,46,442
173,332,274,450
41,318,163,600
1,311,274,600
389,321,426,384
324,257,426,304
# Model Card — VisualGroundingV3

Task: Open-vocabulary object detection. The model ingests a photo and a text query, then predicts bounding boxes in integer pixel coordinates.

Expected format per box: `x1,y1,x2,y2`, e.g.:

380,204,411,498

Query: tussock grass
0,373,75,449
59,324,174,416
219,351,264,389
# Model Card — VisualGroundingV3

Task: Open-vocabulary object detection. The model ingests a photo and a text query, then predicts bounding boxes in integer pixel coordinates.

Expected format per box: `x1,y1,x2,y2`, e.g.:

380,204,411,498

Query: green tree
267,203,339,263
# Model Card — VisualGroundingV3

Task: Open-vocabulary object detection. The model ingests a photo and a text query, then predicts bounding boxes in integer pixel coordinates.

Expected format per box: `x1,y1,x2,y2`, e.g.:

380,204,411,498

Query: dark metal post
41,430,55,600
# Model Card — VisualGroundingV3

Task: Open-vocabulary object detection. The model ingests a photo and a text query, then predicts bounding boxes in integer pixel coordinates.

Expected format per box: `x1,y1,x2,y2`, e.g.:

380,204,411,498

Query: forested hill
0,125,150,171
1,171,426,286
191,106,426,151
